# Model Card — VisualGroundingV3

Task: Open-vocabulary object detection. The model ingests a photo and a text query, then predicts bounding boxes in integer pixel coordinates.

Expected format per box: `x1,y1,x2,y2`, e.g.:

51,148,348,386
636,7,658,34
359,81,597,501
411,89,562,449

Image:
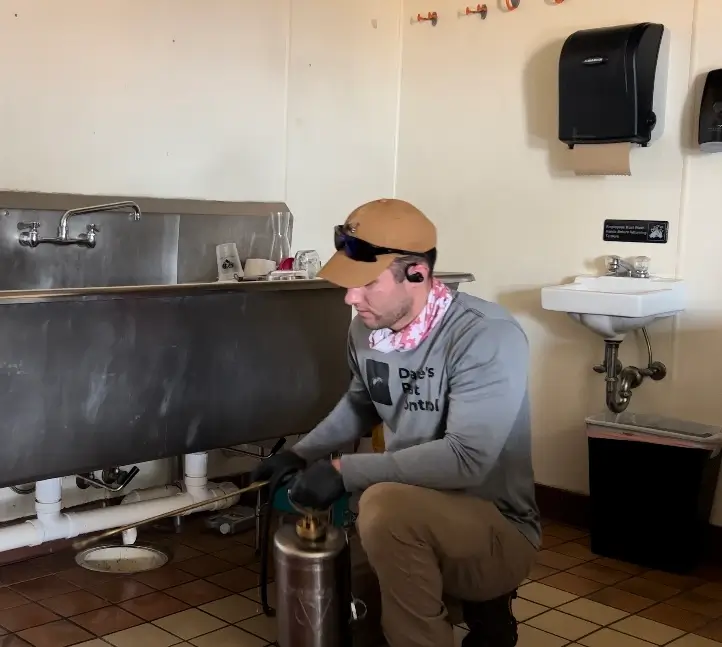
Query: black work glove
250,450,306,483
289,459,346,510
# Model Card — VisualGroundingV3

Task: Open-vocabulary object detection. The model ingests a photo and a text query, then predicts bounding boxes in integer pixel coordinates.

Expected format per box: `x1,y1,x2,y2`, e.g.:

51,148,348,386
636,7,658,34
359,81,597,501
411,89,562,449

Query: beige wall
0,0,401,520
395,0,722,522
1,1,722,525
397,0,686,494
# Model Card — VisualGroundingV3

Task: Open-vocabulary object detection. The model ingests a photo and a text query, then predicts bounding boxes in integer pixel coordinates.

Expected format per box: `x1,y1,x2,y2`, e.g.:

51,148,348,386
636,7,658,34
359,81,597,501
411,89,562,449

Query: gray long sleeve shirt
293,292,541,548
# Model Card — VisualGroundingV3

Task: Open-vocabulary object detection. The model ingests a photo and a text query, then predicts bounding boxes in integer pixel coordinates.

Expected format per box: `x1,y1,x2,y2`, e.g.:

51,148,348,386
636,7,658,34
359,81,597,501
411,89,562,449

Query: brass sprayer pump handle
286,489,331,541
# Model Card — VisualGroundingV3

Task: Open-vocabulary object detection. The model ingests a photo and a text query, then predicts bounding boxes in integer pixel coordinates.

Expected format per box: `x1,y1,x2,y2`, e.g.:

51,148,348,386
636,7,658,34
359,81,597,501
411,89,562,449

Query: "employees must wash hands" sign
603,220,669,244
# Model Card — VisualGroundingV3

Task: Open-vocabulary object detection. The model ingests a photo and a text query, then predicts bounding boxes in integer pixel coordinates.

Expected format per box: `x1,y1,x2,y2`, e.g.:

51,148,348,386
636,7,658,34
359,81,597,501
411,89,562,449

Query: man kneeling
253,199,540,647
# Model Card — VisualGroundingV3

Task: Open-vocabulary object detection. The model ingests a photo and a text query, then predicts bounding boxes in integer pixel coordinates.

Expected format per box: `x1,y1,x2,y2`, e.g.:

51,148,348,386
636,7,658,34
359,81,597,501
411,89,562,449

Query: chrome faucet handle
18,222,41,247
632,256,650,278
80,223,100,248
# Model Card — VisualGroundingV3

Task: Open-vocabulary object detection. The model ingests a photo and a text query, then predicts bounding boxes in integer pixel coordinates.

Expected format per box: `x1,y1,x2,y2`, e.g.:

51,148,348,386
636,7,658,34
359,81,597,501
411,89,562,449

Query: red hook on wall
465,4,488,19
505,0,520,10
417,11,438,25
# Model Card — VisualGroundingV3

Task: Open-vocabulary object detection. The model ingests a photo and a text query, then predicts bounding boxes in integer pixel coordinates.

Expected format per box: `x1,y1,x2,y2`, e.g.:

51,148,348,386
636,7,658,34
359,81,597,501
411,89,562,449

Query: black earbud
405,265,424,283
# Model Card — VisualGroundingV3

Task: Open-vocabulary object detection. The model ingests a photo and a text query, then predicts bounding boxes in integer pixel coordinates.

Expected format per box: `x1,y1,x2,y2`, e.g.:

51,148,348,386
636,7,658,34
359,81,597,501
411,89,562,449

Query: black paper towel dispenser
559,23,668,149
699,69,722,152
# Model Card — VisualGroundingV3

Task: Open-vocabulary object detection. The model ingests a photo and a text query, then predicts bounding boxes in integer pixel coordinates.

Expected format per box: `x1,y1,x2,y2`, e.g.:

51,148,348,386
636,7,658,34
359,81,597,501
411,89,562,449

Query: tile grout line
522,608,691,646
0,568,273,645
2,524,722,647
527,528,722,645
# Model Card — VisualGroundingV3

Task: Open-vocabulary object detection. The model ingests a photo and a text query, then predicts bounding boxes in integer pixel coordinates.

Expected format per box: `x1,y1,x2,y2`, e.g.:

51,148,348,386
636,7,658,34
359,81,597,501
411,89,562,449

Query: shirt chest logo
366,359,393,405
399,366,440,412
365,360,440,412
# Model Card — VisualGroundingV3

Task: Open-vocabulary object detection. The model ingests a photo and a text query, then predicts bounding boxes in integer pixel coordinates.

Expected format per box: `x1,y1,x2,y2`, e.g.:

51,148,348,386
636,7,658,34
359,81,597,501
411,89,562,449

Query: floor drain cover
75,544,170,574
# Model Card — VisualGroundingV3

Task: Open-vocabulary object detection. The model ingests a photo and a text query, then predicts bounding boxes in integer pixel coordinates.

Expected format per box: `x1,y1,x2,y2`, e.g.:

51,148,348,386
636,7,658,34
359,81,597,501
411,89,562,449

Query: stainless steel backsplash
0,195,293,290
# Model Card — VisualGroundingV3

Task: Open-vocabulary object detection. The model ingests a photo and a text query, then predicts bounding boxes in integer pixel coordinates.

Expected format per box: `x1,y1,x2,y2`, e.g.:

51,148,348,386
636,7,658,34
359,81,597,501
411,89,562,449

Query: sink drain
75,544,170,574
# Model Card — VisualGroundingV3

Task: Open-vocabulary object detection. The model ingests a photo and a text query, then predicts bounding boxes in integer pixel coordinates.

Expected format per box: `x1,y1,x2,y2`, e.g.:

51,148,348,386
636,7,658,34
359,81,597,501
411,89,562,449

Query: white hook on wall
411,11,438,26
459,4,488,19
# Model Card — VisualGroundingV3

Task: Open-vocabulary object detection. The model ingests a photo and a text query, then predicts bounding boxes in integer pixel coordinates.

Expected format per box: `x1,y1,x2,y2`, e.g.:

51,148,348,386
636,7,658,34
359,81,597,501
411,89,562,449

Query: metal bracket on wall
461,4,487,19
414,11,438,26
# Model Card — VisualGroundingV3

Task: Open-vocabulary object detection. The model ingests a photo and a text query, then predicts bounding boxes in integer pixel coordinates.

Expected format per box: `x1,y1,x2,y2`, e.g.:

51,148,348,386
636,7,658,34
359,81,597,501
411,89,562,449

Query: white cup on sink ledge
244,258,276,280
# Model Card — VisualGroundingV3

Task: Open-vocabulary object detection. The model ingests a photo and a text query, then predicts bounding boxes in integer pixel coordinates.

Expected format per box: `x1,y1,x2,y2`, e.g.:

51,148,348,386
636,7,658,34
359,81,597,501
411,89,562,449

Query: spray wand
71,479,269,552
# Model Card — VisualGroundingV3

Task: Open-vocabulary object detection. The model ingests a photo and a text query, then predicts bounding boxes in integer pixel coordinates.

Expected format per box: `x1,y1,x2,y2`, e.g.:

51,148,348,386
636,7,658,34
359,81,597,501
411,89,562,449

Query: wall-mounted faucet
18,201,141,248
605,255,651,278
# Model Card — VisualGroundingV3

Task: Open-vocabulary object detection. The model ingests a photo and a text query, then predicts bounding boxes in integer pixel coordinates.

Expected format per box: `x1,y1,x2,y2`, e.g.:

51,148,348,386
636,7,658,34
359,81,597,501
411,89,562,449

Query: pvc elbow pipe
184,452,209,495
122,528,138,545
119,485,181,546
0,453,241,555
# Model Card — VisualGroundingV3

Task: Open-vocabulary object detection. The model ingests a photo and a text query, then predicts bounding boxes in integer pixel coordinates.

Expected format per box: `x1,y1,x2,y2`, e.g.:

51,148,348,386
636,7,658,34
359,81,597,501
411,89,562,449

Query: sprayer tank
274,522,352,647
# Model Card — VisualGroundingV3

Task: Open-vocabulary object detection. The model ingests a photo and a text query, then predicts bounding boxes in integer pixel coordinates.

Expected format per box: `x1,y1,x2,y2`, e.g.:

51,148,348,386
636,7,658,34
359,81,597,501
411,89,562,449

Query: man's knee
357,482,425,555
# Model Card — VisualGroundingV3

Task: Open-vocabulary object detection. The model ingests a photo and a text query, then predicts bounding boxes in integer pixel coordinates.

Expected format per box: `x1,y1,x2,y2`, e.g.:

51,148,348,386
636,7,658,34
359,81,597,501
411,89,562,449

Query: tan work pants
356,482,537,647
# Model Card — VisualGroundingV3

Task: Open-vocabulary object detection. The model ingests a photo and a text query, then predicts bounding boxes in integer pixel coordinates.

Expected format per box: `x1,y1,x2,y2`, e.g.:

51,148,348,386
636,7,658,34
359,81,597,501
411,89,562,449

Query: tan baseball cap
318,198,437,288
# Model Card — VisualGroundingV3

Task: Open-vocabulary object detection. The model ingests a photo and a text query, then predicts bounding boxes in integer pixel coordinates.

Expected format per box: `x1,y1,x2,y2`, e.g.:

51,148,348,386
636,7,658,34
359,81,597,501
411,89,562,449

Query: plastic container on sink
216,243,243,282
585,411,722,574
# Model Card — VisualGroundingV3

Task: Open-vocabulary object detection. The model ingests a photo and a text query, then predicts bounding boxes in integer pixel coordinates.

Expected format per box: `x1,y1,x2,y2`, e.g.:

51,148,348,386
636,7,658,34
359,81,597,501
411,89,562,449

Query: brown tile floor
511,520,722,646
0,517,721,646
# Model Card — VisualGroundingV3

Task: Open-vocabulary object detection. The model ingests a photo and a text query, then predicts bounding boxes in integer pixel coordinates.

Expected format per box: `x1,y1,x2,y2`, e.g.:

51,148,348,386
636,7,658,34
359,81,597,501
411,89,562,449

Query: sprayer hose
259,466,302,617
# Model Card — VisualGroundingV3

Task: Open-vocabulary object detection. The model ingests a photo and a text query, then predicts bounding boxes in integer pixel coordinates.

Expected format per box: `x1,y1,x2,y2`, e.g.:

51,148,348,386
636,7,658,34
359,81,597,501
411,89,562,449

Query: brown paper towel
570,143,631,176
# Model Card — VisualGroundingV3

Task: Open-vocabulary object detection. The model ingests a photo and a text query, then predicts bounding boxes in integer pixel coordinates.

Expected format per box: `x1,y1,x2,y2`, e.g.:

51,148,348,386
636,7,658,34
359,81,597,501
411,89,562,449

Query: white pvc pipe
0,522,41,550
121,484,182,505
35,479,62,507
121,484,182,546
0,453,241,553
185,452,208,479
35,479,62,521
184,452,209,499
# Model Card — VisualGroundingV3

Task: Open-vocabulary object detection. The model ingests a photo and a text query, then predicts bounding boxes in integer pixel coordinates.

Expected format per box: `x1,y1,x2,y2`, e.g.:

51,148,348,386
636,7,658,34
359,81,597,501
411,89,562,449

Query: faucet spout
605,255,635,277
57,201,141,241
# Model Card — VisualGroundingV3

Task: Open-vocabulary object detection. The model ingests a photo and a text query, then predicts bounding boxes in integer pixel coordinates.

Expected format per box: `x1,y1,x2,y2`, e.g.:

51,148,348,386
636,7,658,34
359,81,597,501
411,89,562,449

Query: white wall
396,0,692,497
0,2,290,200
0,0,401,520
3,0,722,527
395,0,722,524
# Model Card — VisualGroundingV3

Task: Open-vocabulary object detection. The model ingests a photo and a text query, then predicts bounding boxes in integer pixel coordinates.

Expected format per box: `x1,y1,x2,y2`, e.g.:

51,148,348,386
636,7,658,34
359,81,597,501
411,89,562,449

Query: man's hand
250,450,306,484
289,459,346,510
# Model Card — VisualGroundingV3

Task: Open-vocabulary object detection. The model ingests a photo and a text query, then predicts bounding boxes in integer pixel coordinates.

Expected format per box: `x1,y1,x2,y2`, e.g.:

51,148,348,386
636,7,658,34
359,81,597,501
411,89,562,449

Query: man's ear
404,263,426,283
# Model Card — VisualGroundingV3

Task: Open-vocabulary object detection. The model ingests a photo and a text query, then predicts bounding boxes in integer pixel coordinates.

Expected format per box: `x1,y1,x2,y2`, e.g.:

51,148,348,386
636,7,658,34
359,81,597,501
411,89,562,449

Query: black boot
461,590,518,647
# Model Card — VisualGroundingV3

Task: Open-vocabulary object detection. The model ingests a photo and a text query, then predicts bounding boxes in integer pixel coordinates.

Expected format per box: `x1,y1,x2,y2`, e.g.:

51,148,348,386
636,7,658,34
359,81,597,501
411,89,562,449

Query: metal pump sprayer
258,468,367,647
74,468,367,647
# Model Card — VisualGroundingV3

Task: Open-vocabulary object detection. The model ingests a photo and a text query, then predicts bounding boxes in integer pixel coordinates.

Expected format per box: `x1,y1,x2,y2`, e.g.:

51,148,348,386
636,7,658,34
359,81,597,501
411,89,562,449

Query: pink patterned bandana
369,279,453,353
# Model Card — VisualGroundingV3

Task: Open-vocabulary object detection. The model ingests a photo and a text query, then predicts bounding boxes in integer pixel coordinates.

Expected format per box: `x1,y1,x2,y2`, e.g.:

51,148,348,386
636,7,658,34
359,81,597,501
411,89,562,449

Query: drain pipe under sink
0,453,241,553
119,484,181,546
120,453,236,546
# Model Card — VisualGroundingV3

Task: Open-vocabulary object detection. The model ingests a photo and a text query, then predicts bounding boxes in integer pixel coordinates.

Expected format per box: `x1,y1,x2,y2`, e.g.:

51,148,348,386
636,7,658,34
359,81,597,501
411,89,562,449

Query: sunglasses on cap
334,225,423,263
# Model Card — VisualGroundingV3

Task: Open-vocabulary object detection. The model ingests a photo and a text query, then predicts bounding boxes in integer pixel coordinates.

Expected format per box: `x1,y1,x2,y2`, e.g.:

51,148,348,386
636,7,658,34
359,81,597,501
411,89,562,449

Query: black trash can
586,411,722,574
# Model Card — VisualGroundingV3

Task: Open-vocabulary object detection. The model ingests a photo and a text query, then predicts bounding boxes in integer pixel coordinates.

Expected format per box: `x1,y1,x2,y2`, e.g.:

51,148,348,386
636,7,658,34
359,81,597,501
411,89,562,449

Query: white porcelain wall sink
541,275,686,339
